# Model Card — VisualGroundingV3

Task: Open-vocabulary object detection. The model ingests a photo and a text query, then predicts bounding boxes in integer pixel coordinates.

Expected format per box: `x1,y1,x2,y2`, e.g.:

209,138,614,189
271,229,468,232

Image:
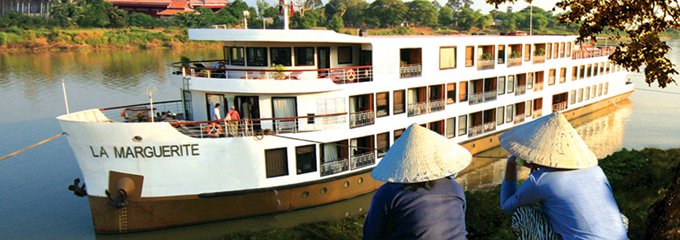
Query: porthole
320,187,327,194
357,177,364,184
132,136,142,142
344,181,350,188
301,191,310,198
489,138,493,143
472,143,476,148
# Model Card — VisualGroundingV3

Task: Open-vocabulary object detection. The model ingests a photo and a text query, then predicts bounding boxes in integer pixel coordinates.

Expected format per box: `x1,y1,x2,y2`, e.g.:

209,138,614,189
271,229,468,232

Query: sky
244,0,561,14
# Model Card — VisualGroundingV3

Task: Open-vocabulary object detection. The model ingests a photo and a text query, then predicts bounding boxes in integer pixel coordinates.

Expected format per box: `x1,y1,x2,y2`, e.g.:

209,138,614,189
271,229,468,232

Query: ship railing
169,112,347,138
534,82,544,91
483,121,496,132
515,85,527,96
533,55,545,63
572,47,615,59
484,90,497,101
428,99,446,112
552,102,568,112
507,57,522,67
468,125,484,137
469,92,484,105
407,102,428,116
477,59,495,70
400,64,422,78
350,152,375,170
534,109,543,118
171,60,373,84
514,114,525,124
350,110,375,128
320,158,349,176
548,76,556,85
99,100,185,122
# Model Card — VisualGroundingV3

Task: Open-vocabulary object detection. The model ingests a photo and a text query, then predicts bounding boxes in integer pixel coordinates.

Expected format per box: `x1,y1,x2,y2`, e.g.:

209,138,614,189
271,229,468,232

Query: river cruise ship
57,28,633,233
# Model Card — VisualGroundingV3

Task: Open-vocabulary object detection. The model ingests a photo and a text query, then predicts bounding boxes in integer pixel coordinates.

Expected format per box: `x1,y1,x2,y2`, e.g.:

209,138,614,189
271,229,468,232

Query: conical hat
371,124,472,183
499,112,597,169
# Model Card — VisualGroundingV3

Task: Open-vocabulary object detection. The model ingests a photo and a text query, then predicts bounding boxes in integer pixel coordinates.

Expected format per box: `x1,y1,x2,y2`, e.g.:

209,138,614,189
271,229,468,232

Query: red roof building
108,0,227,17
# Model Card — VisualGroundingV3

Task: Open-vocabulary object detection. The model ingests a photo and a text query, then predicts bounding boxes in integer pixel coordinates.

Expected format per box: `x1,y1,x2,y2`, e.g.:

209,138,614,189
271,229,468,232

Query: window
566,42,572,57
446,117,456,138
265,148,288,178
295,47,314,66
338,46,353,64
585,87,591,100
497,45,506,64
377,132,390,158
446,83,456,104
394,128,405,141
458,115,467,136
440,47,457,69
459,81,468,102
560,68,567,83
578,88,584,102
524,44,531,61
377,92,389,117
465,46,474,67
549,69,556,85
525,100,533,117
429,120,445,136
393,90,405,114
246,47,267,66
592,85,597,99
506,104,514,123
507,75,515,93
497,76,506,95
546,43,552,59
230,47,245,66
604,82,609,95
296,145,316,174
271,47,292,66
570,90,576,104
527,72,534,89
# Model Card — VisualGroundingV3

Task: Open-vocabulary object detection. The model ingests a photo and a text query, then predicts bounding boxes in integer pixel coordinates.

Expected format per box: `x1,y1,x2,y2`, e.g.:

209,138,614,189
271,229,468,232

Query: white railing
534,109,543,118
469,92,485,105
477,59,495,70
468,125,484,137
533,55,545,63
534,82,544,91
321,158,349,176
514,114,525,124
484,90,497,101
428,99,446,112
407,102,428,116
552,102,568,112
349,110,375,128
483,122,496,132
507,57,522,66
515,85,527,96
400,64,422,78
572,47,615,59
350,152,375,170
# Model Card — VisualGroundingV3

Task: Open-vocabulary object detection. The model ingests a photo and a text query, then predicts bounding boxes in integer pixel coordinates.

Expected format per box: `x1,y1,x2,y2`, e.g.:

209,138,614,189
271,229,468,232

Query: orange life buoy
346,69,356,82
120,109,127,118
205,122,223,137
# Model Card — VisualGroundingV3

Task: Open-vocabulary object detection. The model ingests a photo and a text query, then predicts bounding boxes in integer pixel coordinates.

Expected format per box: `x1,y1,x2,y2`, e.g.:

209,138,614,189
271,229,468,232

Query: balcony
350,152,375,170
483,122,496,132
400,64,422,78
477,59,495,70
533,55,545,63
408,102,428,116
534,82,544,91
428,99,446,112
552,102,568,112
534,109,543,118
572,47,615,59
320,158,349,176
468,125,484,137
484,90,497,101
515,85,527,96
350,110,375,128
514,114,525,124
507,57,522,67
469,92,484,105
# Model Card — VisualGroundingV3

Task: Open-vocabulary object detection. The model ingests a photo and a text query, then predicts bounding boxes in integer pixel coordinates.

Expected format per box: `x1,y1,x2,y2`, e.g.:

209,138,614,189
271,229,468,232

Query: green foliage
407,0,438,27
128,13,167,28
438,6,455,26
0,12,50,29
366,0,407,27
328,14,344,32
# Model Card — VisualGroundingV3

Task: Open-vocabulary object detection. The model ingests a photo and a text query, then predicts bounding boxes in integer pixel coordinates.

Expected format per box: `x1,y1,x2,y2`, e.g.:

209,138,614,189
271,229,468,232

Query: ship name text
89,144,199,159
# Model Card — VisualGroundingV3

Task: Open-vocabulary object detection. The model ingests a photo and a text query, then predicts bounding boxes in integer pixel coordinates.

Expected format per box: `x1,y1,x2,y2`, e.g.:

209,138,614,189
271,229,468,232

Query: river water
0,42,679,239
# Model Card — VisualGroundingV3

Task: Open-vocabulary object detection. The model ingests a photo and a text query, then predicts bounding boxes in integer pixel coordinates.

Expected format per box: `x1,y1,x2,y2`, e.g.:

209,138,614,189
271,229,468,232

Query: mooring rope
0,132,66,161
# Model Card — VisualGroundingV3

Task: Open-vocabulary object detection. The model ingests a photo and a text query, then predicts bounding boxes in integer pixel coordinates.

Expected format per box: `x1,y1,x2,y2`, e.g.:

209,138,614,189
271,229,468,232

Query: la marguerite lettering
89,144,199,159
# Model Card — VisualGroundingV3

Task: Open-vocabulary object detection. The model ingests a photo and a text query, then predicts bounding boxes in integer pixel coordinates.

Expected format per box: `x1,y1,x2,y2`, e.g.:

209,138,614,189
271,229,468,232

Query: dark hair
215,103,221,108
404,180,437,191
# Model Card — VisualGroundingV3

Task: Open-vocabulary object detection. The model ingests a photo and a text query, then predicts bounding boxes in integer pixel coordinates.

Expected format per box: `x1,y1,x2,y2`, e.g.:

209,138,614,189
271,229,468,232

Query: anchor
105,189,129,209
67,178,87,197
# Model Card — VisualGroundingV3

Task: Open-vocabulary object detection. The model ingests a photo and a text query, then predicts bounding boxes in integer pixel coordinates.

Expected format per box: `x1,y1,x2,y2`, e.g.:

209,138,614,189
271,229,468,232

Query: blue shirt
500,166,628,240
362,178,467,240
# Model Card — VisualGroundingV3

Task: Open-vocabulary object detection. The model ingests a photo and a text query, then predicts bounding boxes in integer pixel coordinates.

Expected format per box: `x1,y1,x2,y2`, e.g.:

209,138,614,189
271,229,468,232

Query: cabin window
295,47,315,66
497,76,506,95
604,83,609,95
338,46,353,64
525,100,533,117
349,94,375,128
271,47,292,66
549,69,556,85
585,87,591,100
553,42,559,59
230,47,245,66
578,88,584,102
506,104,514,123
458,115,467,136
377,132,390,158
570,90,576,104
320,140,349,176
591,85,597,99
566,42,572,57
446,83,456,104
507,75,515,93
459,81,468,102
272,97,297,132
524,44,531,61
465,46,474,67
393,90,405,114
497,45,505,64
429,120,445,136
394,128,405,141
560,42,566,58
598,83,603,97
572,66,578,81
446,117,456,139
246,47,268,67
182,90,193,121
265,148,289,178
440,47,457,69
497,106,505,126
376,92,389,117
586,64,592,78
546,43,552,59
560,68,567,83
295,145,317,174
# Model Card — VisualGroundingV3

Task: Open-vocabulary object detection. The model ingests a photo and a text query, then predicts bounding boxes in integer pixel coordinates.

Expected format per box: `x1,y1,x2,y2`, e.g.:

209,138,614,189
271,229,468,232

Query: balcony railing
515,85,527,96
534,109,543,118
407,102,428,116
350,110,375,128
468,125,484,137
514,114,525,124
100,100,185,122
469,92,484,105
507,57,522,67
552,102,568,112
548,76,556,85
484,90,497,101
428,99,446,112
321,158,349,176
533,55,545,63
534,82,544,91
477,59,495,70
572,47,615,59
400,64,422,78
350,152,375,170
171,60,373,84
483,122,496,132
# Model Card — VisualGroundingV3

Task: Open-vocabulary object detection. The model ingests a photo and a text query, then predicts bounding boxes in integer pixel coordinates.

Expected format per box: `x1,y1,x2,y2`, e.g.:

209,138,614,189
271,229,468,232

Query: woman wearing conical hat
499,112,628,239
362,124,472,240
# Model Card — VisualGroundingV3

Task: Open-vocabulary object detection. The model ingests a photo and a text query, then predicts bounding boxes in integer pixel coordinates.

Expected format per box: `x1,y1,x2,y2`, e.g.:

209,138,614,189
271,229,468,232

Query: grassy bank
223,148,680,240
0,27,219,51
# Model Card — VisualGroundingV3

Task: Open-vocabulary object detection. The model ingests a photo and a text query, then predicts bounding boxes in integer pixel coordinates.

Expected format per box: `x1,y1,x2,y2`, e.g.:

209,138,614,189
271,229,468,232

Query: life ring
120,108,127,118
346,69,356,82
205,122,223,137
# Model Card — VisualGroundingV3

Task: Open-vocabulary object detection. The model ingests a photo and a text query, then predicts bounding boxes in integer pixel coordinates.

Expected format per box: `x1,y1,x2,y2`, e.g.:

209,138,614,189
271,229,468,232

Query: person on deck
226,106,241,137
363,124,472,240
499,112,628,239
213,103,221,120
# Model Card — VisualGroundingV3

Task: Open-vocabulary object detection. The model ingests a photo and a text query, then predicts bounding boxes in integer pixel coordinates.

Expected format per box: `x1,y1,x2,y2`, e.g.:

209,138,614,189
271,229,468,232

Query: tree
328,14,344,32
292,0,323,17
438,6,454,26
485,0,678,88
407,0,438,27
342,0,369,27
366,0,407,27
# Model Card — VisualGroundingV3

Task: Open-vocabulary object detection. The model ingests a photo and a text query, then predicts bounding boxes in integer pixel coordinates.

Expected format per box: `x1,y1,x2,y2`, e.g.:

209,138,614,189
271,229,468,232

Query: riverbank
222,148,680,240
